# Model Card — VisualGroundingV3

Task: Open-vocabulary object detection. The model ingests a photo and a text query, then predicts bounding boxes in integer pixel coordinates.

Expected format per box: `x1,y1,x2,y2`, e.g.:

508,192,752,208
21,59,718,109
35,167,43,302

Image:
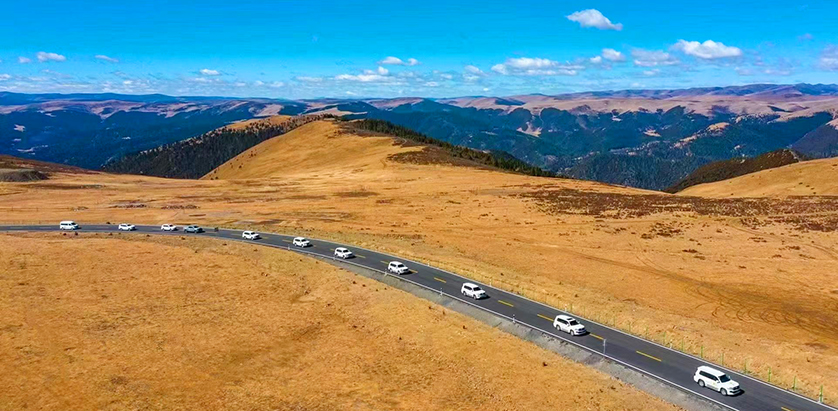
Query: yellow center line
380,260,389,264
636,351,662,362
281,239,291,243
498,300,514,307
433,277,447,283
537,314,553,321
781,407,795,411
355,254,366,259
590,333,604,341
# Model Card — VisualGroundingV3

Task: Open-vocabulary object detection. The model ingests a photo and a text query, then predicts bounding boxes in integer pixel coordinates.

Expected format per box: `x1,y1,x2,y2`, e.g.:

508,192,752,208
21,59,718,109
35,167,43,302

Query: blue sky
1,0,837,98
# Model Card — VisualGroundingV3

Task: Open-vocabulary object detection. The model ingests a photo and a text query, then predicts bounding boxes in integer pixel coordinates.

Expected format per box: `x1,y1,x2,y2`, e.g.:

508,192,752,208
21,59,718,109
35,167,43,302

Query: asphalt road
1,224,833,411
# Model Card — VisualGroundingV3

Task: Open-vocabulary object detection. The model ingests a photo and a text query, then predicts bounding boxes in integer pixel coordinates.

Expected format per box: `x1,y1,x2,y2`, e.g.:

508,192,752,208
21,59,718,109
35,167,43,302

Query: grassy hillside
2,120,838,402
343,119,555,177
104,115,329,178
679,155,838,197
665,149,803,193
0,233,678,410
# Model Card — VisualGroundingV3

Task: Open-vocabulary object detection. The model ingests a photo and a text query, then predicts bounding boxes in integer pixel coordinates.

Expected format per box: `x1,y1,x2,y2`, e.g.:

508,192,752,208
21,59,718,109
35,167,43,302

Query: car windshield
568,320,579,326
473,286,482,291
719,374,731,383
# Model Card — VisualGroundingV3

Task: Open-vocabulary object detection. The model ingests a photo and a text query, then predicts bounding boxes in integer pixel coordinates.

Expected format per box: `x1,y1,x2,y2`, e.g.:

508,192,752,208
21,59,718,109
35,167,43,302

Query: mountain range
3,83,838,190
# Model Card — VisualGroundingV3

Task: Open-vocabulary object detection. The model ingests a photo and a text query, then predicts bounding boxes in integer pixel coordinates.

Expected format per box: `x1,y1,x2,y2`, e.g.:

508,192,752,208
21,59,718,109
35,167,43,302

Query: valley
4,85,838,189
1,117,837,405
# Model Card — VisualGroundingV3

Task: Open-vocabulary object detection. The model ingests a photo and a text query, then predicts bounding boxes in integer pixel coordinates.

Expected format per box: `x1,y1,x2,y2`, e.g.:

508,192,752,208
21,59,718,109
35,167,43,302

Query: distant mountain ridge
3,83,838,190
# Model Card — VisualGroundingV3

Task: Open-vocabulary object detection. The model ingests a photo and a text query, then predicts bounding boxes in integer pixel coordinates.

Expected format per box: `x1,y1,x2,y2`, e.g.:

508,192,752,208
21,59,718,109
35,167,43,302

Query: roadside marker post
793,375,797,391
603,338,607,354
768,367,772,383
820,385,824,403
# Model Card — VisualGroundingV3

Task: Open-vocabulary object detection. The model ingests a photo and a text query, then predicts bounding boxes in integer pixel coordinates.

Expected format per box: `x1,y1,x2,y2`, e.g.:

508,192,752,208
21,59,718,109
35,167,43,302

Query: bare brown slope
679,156,838,197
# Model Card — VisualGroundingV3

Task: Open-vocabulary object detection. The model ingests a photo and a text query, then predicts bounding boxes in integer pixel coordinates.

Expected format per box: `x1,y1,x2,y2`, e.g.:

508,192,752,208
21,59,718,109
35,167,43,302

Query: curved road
1,224,833,411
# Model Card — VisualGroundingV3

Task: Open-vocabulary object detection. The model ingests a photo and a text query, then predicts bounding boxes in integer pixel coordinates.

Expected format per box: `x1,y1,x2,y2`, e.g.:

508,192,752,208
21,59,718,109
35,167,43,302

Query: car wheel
720,388,727,396
698,380,705,388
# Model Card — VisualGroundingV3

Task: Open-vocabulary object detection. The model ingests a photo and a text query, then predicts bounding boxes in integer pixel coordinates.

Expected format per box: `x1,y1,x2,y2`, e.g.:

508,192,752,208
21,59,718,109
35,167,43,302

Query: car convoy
52,220,746,399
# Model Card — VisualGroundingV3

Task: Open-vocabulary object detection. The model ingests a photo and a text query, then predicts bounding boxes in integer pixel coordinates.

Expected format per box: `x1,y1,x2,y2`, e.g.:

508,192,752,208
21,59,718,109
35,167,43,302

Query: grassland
680,156,838,197
0,233,678,411
1,118,837,403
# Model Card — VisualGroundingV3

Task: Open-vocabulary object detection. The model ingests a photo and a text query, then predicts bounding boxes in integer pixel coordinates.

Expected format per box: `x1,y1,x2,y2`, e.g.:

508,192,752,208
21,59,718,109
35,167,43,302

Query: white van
59,221,79,230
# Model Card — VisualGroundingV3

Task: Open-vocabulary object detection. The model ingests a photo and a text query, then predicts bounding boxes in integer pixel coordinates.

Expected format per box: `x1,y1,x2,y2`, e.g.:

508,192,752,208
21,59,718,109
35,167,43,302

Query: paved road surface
1,224,832,411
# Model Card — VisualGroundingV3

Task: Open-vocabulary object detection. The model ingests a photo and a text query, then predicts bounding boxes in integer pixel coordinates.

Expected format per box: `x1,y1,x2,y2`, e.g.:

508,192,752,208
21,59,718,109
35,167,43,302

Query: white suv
242,231,260,240
334,247,354,259
292,237,311,247
553,315,587,336
387,261,410,275
460,283,487,299
59,221,79,230
694,366,741,396
118,223,136,231
161,224,177,231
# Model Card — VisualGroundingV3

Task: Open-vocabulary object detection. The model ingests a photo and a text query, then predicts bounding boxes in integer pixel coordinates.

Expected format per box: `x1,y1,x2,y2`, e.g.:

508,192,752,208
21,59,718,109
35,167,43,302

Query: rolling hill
665,149,803,193
2,115,838,401
5,84,838,189
678,156,838,197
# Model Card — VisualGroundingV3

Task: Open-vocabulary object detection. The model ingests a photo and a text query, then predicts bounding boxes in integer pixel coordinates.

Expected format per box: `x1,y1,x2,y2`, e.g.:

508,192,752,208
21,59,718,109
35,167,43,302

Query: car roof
390,261,403,264
60,221,75,223
556,314,575,321
336,247,348,251
697,366,725,376
462,282,478,287
294,236,306,240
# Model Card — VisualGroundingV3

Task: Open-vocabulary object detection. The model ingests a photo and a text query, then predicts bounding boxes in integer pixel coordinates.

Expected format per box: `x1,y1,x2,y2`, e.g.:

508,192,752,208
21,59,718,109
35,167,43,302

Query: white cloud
464,65,484,75
439,73,453,80
631,49,679,67
589,56,603,64
95,55,119,63
492,57,581,76
200,68,221,76
601,48,625,62
268,81,285,88
254,80,265,86
378,56,421,66
345,91,357,96
818,46,838,71
424,81,439,87
335,72,387,82
296,76,323,83
18,57,32,64
673,40,742,59
566,9,623,31
642,69,661,76
377,66,389,75
36,52,67,62
798,33,814,41
0,74,10,81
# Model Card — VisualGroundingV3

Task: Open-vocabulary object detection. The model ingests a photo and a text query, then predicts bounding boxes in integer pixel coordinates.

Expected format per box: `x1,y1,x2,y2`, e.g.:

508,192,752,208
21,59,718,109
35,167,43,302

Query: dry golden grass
0,233,679,411
680,156,838,197
226,114,292,131
1,119,837,402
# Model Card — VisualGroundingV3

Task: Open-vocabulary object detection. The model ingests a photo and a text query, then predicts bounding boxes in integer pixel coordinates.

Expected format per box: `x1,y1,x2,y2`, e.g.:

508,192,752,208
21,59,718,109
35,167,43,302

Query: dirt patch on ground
0,233,678,411
0,169,48,182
